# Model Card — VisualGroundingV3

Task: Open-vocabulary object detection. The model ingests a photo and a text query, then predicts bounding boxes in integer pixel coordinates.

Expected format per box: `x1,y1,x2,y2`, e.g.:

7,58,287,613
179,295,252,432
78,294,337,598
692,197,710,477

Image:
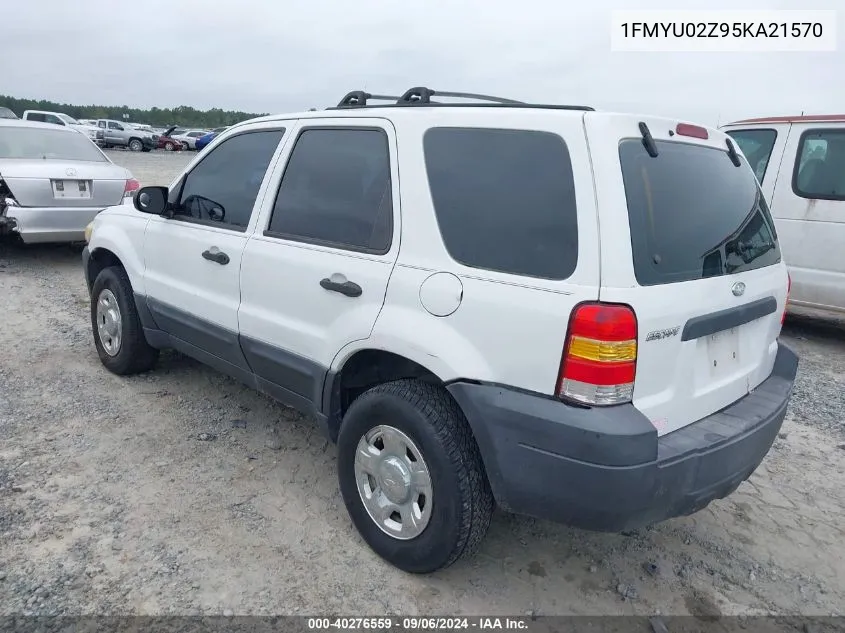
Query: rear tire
337,379,493,573
90,266,158,375
128,138,143,152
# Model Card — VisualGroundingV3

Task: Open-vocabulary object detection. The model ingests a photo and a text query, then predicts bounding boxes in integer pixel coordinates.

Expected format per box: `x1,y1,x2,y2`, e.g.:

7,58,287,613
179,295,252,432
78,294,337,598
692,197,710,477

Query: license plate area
707,327,740,376
52,180,91,199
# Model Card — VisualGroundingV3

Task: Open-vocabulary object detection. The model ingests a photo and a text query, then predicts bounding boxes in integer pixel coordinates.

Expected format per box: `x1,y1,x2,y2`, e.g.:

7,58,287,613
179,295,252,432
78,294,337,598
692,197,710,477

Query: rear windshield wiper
639,122,658,157
726,137,742,167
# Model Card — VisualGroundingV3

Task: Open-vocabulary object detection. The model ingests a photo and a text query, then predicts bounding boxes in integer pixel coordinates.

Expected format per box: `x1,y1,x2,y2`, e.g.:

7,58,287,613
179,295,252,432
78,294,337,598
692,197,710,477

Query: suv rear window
619,139,781,286
423,127,578,280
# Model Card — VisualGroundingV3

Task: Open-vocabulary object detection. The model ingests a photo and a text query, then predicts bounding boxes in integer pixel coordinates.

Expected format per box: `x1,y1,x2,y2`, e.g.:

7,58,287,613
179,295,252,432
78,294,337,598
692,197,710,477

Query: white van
722,115,845,317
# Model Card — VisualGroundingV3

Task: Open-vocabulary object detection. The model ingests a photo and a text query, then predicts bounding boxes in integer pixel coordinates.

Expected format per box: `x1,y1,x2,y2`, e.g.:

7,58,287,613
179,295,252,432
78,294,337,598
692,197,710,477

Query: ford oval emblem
731,281,746,297
65,168,77,177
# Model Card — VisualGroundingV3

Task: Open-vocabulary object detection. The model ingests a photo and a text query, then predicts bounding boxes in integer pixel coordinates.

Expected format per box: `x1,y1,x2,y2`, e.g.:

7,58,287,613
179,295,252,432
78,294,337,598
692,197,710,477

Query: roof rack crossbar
329,86,594,111
336,91,402,107
396,87,523,105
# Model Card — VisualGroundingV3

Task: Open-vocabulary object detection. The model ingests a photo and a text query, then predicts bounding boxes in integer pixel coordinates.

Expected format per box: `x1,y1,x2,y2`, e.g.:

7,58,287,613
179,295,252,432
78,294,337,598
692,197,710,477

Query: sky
1,0,842,126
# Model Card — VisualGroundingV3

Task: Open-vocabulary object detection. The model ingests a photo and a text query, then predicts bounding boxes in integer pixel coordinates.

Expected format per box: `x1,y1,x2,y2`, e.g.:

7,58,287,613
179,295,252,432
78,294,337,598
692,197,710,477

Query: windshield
57,113,81,125
0,107,17,120
0,127,107,162
619,138,781,286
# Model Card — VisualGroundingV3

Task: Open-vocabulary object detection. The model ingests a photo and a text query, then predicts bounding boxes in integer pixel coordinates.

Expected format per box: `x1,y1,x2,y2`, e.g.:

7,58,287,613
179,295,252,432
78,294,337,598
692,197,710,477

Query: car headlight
84,221,95,243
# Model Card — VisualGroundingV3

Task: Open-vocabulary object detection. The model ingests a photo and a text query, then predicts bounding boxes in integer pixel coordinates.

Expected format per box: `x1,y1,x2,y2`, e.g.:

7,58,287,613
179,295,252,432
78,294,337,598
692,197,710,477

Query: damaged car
1,119,139,244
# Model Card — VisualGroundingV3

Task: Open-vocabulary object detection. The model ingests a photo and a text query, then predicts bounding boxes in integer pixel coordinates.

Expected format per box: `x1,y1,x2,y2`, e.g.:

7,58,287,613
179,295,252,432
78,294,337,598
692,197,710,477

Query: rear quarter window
423,127,578,280
619,138,781,286
793,128,845,201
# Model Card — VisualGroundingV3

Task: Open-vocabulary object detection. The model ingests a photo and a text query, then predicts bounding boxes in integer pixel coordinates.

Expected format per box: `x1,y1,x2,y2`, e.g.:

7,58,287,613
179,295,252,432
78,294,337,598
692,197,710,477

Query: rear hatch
585,113,789,436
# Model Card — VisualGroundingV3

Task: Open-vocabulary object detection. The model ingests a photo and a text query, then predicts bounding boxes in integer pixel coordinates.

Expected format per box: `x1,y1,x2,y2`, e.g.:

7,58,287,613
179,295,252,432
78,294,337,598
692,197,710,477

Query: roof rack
331,86,594,111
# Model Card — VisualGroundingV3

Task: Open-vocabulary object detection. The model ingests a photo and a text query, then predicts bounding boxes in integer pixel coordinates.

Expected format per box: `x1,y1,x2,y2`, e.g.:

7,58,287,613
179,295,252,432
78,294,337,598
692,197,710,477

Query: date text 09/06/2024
307,617,530,630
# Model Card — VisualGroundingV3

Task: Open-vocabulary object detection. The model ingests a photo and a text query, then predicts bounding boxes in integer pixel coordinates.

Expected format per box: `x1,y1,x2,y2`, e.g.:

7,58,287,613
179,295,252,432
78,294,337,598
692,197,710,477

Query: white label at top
611,10,838,52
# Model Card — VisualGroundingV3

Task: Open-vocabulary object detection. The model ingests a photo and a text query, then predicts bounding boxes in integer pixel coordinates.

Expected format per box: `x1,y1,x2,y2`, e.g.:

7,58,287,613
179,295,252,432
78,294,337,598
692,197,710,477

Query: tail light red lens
123,178,140,198
556,303,638,406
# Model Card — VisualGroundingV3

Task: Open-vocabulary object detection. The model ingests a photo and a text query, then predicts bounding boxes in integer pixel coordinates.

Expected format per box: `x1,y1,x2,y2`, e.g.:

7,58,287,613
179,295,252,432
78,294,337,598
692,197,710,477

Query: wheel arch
322,348,447,443
87,223,146,296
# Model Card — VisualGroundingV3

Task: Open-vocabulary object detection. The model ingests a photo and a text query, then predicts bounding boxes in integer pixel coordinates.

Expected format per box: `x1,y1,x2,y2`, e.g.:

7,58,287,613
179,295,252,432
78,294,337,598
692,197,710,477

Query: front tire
90,266,158,375
164,141,175,151
128,138,143,152
337,379,493,573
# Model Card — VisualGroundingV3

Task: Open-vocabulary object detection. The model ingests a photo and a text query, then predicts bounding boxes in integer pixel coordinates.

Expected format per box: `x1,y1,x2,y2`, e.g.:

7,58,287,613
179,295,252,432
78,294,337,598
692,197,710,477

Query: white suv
82,87,799,573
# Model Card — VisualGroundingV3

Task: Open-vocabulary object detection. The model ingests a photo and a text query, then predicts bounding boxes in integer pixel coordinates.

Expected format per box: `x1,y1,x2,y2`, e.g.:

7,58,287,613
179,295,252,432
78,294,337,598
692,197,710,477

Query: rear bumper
447,341,799,532
6,206,106,243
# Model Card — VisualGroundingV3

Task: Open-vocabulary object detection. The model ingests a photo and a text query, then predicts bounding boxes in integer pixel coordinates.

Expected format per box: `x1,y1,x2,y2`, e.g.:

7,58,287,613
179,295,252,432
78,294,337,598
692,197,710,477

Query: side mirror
134,186,169,215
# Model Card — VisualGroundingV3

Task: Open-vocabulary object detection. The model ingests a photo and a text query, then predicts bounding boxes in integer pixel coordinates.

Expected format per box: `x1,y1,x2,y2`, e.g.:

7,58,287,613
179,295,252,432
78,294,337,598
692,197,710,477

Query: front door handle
202,248,229,265
320,277,362,298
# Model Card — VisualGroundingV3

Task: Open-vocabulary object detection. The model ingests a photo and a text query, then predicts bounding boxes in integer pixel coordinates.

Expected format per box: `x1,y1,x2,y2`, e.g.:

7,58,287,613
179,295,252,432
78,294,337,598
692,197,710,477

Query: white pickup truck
22,110,103,145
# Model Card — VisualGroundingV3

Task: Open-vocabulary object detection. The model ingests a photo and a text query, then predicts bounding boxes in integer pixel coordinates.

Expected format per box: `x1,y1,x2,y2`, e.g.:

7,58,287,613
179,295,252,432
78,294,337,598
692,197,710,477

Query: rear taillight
782,272,791,325
556,303,638,406
124,178,140,198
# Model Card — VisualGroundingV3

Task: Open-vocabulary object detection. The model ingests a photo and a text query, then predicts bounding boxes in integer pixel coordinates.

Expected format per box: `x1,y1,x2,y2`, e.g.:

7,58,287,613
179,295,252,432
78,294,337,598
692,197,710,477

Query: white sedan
171,130,209,150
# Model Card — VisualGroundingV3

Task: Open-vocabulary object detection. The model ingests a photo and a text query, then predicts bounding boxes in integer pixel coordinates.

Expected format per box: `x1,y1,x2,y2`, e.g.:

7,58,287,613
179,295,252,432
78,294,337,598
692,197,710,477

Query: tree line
0,95,267,128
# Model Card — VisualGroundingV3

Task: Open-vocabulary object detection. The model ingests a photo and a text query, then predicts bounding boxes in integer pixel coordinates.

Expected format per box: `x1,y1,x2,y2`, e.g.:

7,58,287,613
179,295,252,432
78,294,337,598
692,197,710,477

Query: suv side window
423,127,578,280
726,129,777,183
793,128,845,201
266,128,392,254
26,112,46,122
173,129,284,231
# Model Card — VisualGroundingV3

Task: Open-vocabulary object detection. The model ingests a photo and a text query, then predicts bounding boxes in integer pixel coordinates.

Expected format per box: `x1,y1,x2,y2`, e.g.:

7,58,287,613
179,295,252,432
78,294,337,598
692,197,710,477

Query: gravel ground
0,151,844,618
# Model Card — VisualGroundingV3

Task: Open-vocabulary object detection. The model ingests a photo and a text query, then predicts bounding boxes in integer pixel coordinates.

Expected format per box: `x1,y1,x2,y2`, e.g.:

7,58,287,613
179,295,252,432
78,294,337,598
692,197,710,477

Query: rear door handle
320,277,362,297
202,248,229,265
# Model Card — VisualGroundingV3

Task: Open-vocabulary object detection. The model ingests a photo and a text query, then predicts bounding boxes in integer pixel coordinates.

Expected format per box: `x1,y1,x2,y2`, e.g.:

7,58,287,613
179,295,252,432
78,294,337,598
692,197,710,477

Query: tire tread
91,265,158,375
346,379,493,570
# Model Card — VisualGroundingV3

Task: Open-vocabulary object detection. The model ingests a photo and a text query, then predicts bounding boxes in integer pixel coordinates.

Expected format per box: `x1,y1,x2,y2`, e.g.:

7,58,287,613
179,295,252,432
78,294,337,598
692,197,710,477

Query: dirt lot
1,151,844,617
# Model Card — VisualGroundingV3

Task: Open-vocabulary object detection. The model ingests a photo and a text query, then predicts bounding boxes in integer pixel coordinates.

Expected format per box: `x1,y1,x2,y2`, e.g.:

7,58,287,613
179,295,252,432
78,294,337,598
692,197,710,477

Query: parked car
0,106,18,120
95,119,157,152
21,110,102,144
195,127,228,151
156,126,185,151
0,119,139,243
82,87,797,574
722,114,845,317
171,129,209,151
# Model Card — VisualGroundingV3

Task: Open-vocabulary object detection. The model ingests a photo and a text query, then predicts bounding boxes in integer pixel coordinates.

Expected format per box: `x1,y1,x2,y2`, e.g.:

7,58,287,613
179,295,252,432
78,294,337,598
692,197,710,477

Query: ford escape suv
81,87,799,573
